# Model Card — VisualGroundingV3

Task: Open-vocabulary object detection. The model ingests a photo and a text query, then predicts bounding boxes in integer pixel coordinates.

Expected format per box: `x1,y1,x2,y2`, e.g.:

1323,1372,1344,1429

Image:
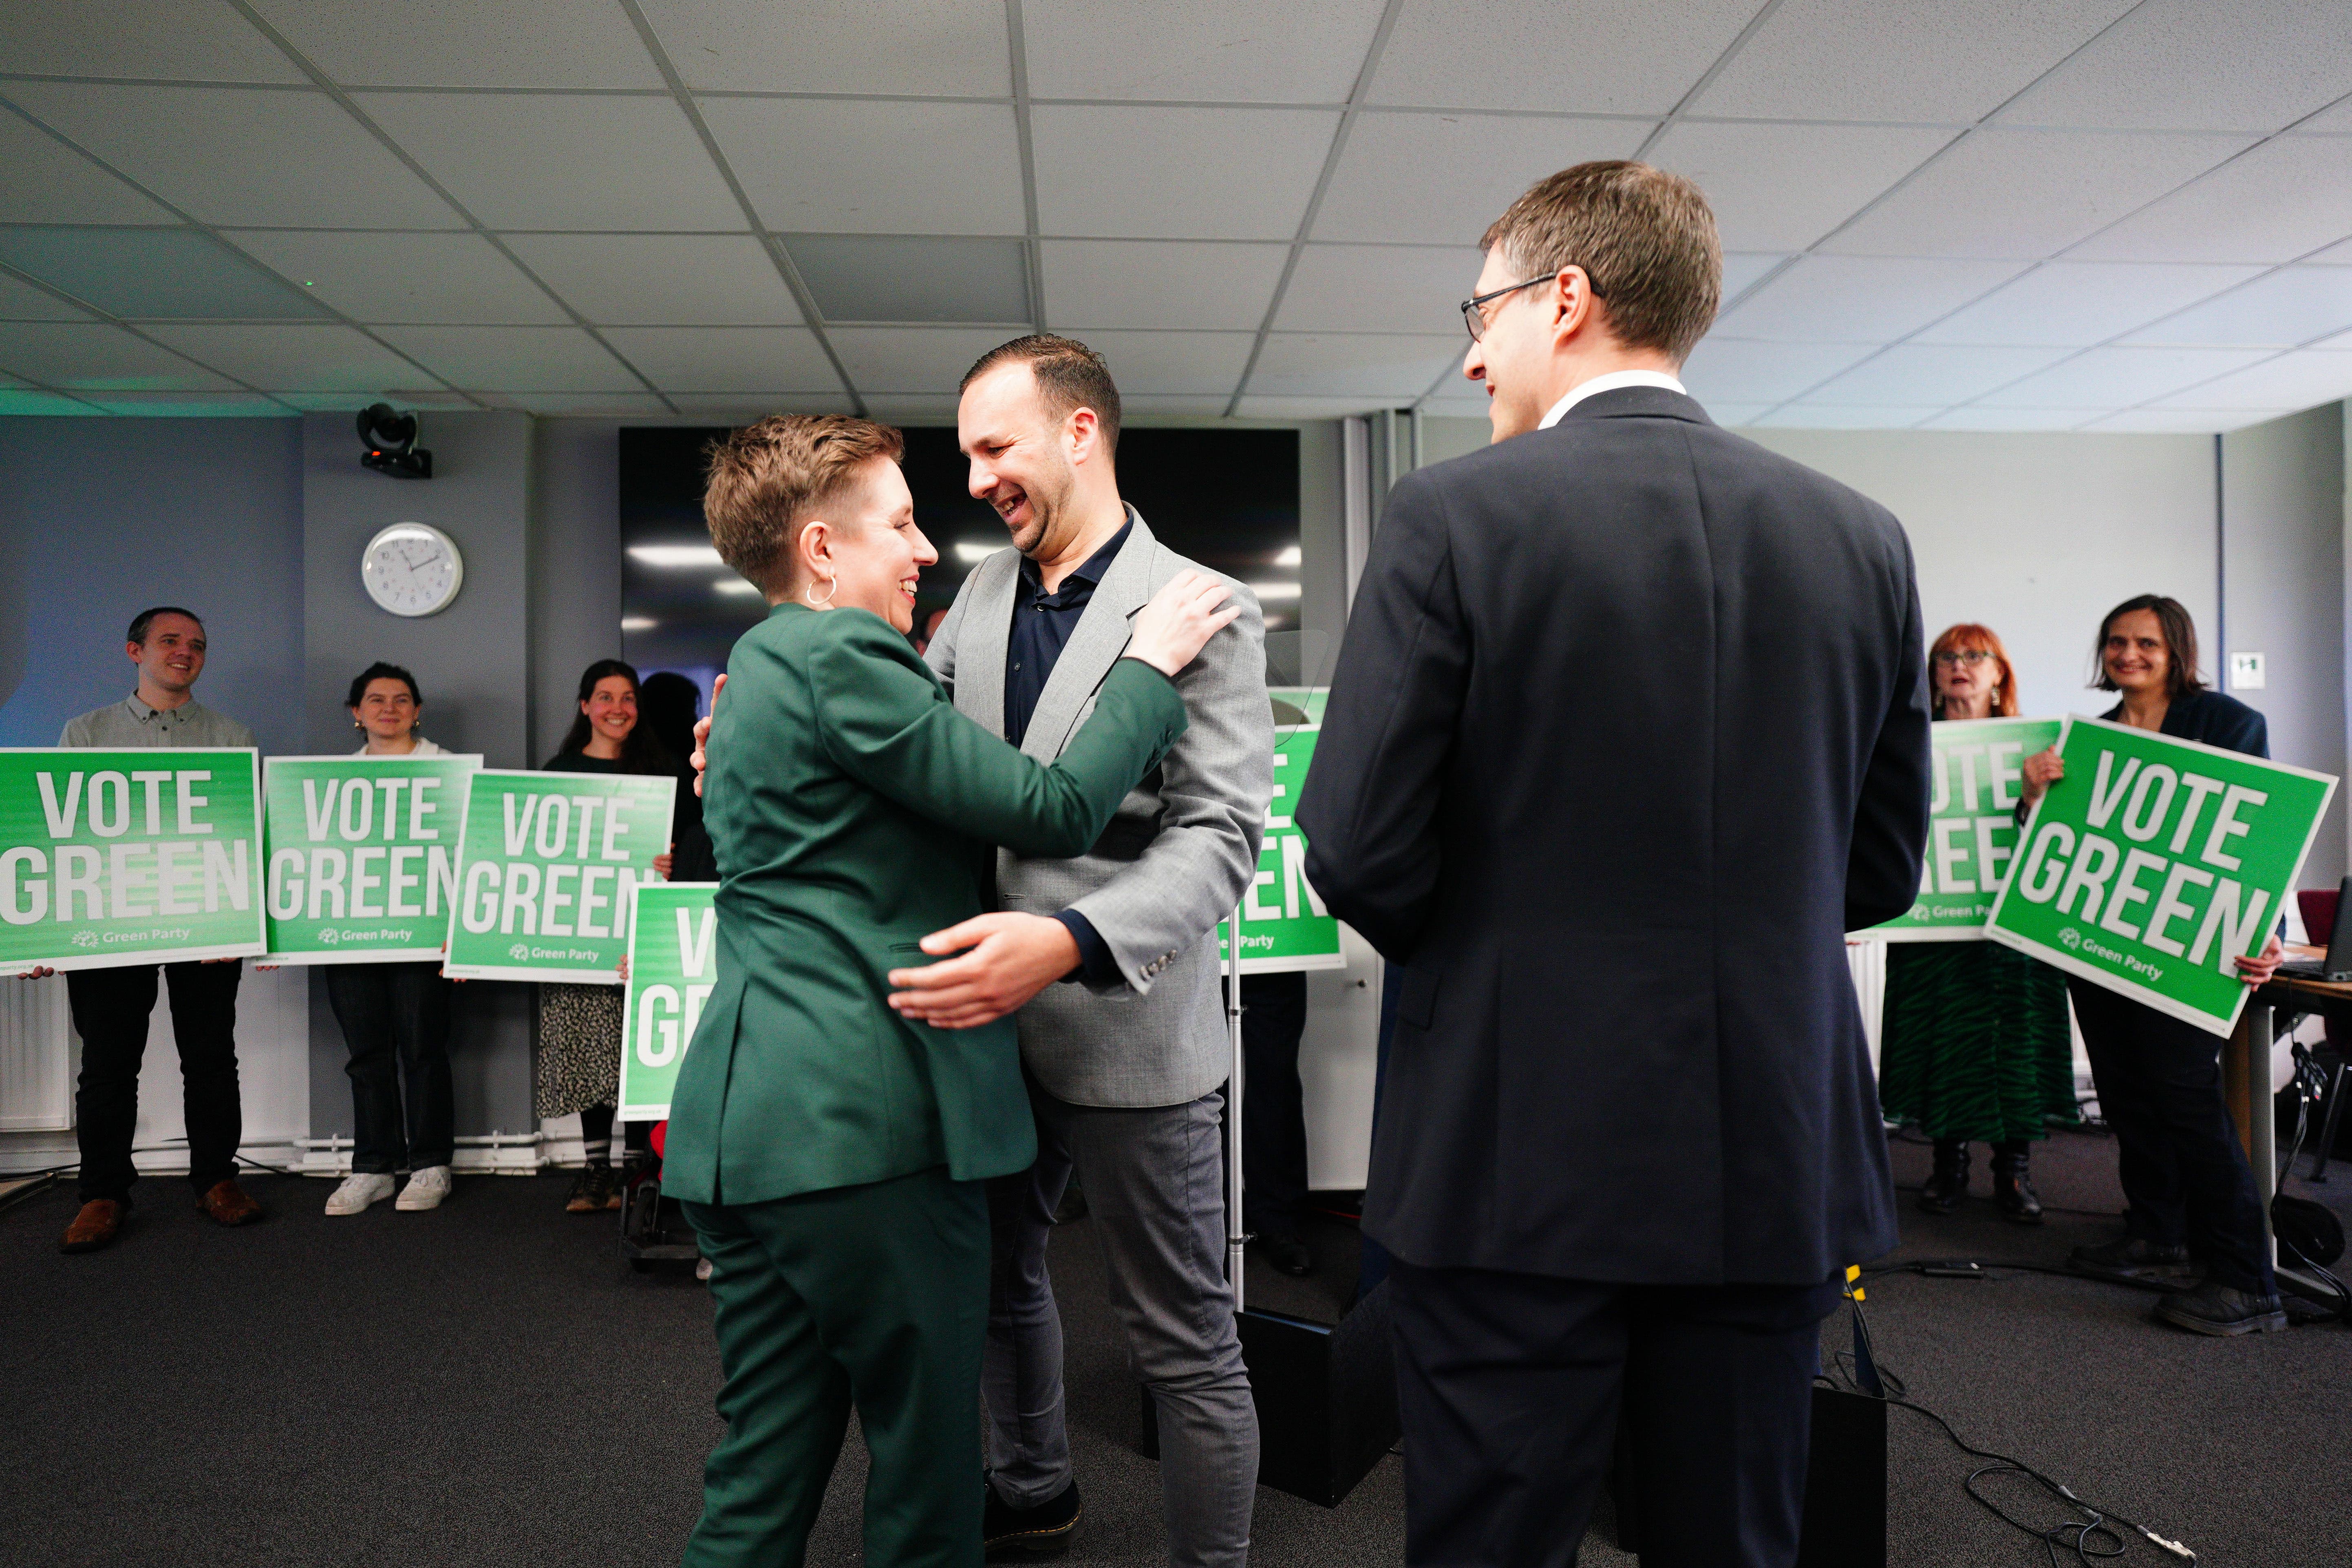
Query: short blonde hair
1481,161,1722,362
702,415,905,592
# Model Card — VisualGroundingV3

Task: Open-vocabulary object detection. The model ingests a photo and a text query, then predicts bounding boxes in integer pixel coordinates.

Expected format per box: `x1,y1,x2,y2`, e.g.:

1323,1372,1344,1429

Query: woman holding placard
540,659,675,1216
2018,595,2287,1336
322,663,458,1217
1879,625,2075,1224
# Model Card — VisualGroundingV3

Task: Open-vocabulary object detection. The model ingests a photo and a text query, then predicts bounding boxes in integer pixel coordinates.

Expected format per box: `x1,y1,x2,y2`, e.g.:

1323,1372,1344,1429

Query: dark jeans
66,961,244,1204
1387,1258,1839,1568
325,961,455,1173
2069,977,2275,1294
1238,971,1308,1239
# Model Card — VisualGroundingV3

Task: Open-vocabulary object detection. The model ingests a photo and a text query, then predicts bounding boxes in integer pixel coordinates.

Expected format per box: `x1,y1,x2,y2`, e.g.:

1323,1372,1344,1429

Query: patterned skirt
1878,942,2078,1143
536,982,622,1120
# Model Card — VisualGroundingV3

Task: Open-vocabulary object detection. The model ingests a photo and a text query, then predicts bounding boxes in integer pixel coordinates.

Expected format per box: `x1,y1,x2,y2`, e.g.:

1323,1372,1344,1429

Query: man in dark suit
1296,161,1931,1568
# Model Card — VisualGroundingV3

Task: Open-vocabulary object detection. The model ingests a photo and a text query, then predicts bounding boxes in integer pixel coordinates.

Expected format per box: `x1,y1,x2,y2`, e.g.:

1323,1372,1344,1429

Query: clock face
362,522,463,617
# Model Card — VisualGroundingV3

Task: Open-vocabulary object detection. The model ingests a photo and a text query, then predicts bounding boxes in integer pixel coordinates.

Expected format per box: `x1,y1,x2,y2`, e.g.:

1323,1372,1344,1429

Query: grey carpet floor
2,1123,2345,1566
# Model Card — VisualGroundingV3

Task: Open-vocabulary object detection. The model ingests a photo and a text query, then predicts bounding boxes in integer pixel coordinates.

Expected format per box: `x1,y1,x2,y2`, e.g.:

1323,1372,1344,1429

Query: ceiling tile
1823,128,2252,259
1247,333,1461,399
0,1,307,83
1697,402,1772,426
1713,256,2028,342
511,394,677,417
1061,331,1254,395
1721,252,1790,301
374,325,649,392
830,327,1028,395
1753,405,1939,430
2120,267,2352,347
1369,0,1758,115
0,388,98,415
1313,111,1645,245
668,393,856,419
1233,395,1393,418
785,236,1027,325
1648,121,1957,251
1914,262,2269,345
2146,350,2352,410
249,0,663,89
596,327,842,393
225,230,567,324
2,82,461,229
0,322,238,391
363,92,743,230
0,271,89,322
1041,241,1288,331
858,394,964,422
1917,407,2100,431
501,234,800,325
1998,0,2352,132
1122,395,1242,417
1970,345,2275,408
2069,136,2352,264
1797,344,2074,404
703,99,1025,236
1678,338,1878,403
1273,245,1479,335
2309,236,2352,265
278,390,402,411
2078,408,2285,433
1688,0,2135,123
639,0,1009,95
142,322,430,392
0,227,326,320
1023,0,1381,104
86,391,291,417
0,112,179,225
1032,106,1337,240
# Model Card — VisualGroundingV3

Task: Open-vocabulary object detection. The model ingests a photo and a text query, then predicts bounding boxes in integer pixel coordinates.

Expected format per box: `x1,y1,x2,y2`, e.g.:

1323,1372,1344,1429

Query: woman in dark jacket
2018,594,2285,1335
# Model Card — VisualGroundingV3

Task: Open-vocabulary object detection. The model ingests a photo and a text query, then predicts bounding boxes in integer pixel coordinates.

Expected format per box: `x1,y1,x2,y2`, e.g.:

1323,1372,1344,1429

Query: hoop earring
805,576,837,607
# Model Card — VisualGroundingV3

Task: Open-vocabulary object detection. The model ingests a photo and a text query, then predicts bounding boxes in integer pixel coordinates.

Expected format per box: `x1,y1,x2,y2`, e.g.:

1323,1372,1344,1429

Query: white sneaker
395,1165,452,1211
325,1172,396,1215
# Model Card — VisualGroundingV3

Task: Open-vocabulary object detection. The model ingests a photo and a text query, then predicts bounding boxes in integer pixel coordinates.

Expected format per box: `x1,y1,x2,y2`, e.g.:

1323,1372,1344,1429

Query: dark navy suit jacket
2108,687,2268,760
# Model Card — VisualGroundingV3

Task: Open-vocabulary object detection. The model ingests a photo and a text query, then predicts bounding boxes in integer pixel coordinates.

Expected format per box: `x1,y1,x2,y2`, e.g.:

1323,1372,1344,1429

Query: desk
2235,949,2348,1288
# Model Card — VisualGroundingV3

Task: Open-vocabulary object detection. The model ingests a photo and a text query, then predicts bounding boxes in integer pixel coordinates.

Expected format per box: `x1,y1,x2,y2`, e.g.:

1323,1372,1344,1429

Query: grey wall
0,416,304,750
531,419,624,768
1295,419,1346,673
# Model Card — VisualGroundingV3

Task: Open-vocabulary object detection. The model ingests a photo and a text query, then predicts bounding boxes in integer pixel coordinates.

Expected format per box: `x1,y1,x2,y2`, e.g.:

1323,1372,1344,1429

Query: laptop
2279,875,2352,981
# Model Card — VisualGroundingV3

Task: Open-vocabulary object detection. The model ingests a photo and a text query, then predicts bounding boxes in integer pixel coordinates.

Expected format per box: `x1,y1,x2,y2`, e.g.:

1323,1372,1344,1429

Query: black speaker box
1611,1383,1886,1567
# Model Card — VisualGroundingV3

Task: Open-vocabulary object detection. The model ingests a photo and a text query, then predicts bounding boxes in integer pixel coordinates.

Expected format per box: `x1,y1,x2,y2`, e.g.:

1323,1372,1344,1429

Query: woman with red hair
1877,624,2076,1223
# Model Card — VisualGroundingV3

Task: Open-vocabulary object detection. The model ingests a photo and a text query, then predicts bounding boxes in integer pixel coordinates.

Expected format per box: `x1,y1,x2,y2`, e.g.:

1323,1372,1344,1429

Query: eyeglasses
1459,275,1555,343
1933,649,1994,666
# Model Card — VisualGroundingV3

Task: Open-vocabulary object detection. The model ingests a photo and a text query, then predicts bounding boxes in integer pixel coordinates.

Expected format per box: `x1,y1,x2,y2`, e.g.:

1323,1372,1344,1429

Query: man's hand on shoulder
887,912,1081,1030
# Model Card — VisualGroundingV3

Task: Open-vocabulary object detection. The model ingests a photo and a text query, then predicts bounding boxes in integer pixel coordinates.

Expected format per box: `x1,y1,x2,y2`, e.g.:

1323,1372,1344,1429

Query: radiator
0,975,74,1132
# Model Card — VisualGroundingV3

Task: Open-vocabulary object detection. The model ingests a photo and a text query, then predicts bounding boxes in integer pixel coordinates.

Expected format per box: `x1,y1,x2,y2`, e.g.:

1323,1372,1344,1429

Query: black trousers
325,961,455,1173
1238,971,1308,1238
66,961,244,1204
1387,1257,1839,1568
2068,977,2274,1294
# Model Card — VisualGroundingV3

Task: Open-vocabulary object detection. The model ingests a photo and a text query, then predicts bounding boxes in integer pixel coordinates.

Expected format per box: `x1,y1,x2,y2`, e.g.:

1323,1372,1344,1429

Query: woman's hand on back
1127,571,1241,678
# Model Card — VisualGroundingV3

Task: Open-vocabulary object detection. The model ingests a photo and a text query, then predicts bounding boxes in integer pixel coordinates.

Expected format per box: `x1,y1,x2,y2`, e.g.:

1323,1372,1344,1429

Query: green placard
0,747,265,970
1217,690,1345,975
262,754,480,963
1871,716,2064,941
618,881,719,1120
443,768,677,983
1986,715,2337,1036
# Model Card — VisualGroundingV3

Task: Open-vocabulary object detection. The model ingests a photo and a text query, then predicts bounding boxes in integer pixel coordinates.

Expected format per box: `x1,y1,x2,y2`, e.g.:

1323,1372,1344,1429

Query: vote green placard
1217,689,1346,974
443,768,677,983
261,754,481,963
1986,715,2337,1036
618,881,719,1120
0,748,264,970
1871,716,2063,941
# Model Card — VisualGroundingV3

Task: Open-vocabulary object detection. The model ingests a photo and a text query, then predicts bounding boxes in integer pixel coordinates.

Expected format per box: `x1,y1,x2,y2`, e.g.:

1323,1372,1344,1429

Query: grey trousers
985,1078,1258,1568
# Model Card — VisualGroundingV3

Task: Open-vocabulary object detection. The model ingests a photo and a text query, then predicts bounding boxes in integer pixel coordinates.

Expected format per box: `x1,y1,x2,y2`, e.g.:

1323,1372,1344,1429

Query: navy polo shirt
1005,517,1132,985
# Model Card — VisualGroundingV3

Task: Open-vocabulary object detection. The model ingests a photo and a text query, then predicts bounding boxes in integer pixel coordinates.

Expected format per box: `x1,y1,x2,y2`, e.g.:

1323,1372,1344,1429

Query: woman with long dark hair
540,658,674,1214
2019,595,2286,1335
1878,624,2075,1223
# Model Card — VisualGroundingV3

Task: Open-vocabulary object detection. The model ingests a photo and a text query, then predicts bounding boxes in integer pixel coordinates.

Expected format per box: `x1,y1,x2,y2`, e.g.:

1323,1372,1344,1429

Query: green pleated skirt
1878,941,2078,1143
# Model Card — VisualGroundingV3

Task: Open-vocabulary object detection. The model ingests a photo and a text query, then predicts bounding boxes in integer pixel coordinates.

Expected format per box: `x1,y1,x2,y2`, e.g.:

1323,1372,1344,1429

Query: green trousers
681,1166,987,1568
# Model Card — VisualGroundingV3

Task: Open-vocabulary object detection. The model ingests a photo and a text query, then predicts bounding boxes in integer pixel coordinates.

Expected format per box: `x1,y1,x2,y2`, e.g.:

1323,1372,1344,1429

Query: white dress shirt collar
1536,369,1688,430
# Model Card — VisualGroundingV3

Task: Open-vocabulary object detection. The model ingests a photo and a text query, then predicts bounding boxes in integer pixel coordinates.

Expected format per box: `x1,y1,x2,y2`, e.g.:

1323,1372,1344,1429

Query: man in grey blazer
888,335,1273,1566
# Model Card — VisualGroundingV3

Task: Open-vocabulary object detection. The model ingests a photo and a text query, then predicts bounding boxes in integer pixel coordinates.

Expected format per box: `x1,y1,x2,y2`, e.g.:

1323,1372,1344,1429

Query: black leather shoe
1256,1231,1315,1276
984,1476,1081,1558
2154,1279,2288,1336
1990,1142,2043,1224
1917,1139,1969,1215
2069,1234,2192,1276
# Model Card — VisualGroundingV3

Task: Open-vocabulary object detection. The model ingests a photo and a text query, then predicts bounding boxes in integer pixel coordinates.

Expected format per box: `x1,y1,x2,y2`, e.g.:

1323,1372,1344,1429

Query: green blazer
663,603,1187,1208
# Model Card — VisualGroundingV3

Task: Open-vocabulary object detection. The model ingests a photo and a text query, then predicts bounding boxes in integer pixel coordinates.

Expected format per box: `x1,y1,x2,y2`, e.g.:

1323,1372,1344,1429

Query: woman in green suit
664,415,1236,1568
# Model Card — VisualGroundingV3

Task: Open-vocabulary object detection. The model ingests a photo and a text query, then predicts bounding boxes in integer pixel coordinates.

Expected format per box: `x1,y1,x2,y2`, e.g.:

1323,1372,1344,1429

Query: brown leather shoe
197,1179,263,1226
61,1199,124,1253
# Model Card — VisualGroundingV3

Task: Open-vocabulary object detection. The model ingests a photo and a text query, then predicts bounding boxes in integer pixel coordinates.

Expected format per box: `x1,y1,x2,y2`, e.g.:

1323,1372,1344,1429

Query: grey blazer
927,508,1273,1108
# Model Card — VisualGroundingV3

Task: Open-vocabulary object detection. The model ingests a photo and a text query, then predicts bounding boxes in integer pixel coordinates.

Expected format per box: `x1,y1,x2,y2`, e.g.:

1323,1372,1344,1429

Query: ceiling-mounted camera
357,403,433,479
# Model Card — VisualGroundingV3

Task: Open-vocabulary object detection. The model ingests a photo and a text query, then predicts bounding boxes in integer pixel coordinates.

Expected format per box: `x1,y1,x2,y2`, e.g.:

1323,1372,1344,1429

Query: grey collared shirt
60,695,256,750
